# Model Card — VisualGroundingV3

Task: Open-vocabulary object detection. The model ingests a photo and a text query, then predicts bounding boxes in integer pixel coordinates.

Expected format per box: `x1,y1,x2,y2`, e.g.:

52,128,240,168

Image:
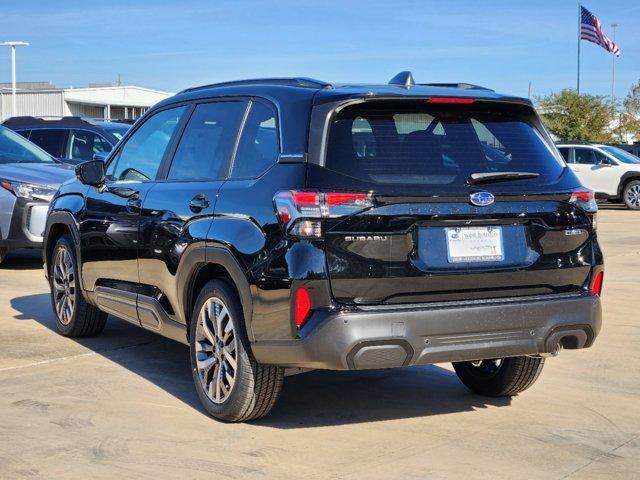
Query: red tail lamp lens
590,271,604,296
427,97,475,104
325,192,370,206
294,287,312,328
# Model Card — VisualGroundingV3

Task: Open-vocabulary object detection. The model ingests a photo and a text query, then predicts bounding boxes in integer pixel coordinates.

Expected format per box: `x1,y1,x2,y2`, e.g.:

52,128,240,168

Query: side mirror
76,160,106,187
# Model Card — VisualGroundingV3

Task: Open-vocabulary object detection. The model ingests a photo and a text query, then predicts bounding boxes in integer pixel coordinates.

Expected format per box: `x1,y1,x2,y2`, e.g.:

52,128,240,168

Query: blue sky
1,0,638,101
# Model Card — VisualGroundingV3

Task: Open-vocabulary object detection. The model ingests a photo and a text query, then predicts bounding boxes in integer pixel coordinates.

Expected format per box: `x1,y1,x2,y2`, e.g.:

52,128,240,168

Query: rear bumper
251,293,602,370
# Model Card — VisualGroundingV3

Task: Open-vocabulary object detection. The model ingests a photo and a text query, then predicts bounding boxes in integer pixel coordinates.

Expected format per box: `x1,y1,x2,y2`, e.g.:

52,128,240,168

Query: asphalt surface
0,206,638,479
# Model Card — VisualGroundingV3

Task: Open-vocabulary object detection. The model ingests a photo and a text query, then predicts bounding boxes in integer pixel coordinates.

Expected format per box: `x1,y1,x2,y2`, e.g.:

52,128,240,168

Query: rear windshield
325,101,564,187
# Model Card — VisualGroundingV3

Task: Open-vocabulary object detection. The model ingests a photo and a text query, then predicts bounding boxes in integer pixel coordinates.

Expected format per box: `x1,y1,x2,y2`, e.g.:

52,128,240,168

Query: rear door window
27,129,68,158
231,101,279,179
167,101,246,181
324,101,563,187
557,147,571,163
68,129,112,160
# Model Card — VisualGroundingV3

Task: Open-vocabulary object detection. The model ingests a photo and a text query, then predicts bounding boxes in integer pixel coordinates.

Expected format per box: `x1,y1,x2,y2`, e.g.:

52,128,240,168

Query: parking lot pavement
0,208,638,480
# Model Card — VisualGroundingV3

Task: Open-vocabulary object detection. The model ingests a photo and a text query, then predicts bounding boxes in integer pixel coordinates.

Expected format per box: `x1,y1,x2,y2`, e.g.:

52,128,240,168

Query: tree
620,81,640,142
537,89,615,142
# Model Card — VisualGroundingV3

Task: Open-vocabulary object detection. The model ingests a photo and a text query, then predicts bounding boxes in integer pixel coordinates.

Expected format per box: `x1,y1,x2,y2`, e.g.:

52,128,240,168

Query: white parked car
557,143,640,210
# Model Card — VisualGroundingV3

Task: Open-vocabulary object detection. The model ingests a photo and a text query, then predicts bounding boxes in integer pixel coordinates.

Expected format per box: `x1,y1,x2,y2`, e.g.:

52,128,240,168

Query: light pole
0,41,29,118
611,24,618,107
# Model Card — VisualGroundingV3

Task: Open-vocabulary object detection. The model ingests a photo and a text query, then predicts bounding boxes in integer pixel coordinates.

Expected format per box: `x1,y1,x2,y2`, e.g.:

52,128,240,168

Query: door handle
189,194,210,213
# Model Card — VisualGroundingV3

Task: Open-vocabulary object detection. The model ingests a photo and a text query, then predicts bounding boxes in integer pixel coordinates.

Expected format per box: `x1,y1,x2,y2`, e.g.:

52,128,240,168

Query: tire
623,180,640,210
189,279,284,422
49,235,107,337
453,356,545,397
0,247,6,265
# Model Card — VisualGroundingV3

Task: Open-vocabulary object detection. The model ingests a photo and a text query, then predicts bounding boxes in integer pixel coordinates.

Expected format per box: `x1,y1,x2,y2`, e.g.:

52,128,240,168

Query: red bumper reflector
294,287,312,327
590,271,604,296
427,97,475,104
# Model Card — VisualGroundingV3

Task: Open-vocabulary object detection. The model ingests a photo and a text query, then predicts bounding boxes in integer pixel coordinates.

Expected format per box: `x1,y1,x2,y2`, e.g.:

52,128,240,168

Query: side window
558,147,571,163
231,102,279,179
574,148,597,165
168,101,246,181
68,130,112,160
15,129,31,140
27,129,68,158
593,150,612,165
107,106,186,181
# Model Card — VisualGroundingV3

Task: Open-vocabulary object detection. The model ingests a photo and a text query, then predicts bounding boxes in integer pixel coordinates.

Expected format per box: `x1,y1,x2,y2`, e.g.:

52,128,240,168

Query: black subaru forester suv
43,72,603,422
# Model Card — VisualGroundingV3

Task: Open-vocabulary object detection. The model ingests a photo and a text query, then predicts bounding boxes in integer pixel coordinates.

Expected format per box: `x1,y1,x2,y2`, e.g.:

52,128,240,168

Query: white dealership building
0,81,172,121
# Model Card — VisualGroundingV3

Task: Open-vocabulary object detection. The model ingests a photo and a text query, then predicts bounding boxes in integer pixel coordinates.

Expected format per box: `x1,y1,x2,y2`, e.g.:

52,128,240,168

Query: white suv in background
557,143,640,210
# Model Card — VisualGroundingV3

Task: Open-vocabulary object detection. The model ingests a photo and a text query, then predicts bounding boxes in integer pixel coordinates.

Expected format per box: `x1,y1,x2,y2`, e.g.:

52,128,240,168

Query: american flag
580,5,620,56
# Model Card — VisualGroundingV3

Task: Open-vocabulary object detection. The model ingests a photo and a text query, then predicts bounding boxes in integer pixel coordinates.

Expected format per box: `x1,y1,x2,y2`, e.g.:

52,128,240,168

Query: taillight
569,190,598,229
274,190,373,238
294,287,312,328
590,271,604,296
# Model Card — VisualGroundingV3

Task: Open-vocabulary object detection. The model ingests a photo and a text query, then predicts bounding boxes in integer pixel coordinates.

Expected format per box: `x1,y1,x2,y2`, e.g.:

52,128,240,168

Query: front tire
453,356,545,397
189,280,284,422
49,235,107,337
623,180,640,210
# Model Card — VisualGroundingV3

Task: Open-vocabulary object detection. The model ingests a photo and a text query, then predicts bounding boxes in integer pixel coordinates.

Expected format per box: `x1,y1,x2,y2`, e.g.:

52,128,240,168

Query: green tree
537,89,614,142
620,81,640,141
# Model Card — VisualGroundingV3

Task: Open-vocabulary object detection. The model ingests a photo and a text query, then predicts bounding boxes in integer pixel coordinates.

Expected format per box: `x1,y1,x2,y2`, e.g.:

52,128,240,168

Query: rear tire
189,279,284,422
453,356,545,396
623,180,640,210
49,235,107,337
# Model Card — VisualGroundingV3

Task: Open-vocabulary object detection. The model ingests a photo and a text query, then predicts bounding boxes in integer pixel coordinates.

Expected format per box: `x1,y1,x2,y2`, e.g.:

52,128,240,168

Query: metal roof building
0,81,172,121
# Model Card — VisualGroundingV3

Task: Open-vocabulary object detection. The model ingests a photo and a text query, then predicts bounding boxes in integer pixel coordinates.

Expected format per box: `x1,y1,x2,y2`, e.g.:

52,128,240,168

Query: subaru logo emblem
470,191,494,207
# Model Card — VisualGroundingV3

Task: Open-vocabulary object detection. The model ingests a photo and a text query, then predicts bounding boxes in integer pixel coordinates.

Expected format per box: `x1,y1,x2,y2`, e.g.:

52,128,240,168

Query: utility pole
577,2,581,94
0,41,30,118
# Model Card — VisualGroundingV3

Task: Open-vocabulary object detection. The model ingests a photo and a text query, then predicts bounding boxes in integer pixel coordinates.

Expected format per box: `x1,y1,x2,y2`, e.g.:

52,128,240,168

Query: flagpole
577,2,581,94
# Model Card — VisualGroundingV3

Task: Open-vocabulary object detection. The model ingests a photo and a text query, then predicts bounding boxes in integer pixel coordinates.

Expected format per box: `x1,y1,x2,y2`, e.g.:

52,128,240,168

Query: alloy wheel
468,359,504,377
626,184,640,208
52,247,75,325
194,297,238,404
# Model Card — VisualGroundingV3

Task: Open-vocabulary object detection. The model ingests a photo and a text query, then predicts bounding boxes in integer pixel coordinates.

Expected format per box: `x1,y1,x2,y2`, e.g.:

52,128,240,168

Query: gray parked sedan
0,125,75,264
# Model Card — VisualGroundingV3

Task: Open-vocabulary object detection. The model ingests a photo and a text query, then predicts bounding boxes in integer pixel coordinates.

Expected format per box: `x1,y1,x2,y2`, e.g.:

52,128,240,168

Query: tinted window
107,106,185,181
68,130,112,160
558,147,571,162
27,129,67,158
325,102,563,186
601,146,640,164
168,101,245,181
232,102,278,178
0,126,53,164
574,148,609,165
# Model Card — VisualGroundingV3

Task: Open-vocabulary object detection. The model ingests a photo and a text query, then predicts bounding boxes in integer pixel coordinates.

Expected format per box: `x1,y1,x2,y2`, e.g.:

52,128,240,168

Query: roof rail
421,83,494,92
180,77,331,94
3,115,99,126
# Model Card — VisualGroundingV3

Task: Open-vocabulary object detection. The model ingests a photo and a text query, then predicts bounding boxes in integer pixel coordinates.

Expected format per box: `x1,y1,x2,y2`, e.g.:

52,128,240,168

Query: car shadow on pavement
0,249,43,270
11,292,512,428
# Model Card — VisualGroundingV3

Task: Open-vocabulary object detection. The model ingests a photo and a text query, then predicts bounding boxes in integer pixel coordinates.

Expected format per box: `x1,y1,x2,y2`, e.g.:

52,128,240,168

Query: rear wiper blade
467,171,540,185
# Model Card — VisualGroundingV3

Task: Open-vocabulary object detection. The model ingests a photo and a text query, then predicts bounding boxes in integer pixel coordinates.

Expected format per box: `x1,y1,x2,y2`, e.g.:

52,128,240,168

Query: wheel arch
44,211,81,282
179,246,255,341
616,172,640,198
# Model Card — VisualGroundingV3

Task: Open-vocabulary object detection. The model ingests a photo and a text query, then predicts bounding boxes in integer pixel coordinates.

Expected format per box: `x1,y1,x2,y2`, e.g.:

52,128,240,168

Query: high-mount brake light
427,97,475,104
274,190,373,238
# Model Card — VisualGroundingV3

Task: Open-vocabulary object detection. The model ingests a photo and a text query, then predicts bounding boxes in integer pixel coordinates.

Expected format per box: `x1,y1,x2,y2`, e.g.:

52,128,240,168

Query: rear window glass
325,102,564,186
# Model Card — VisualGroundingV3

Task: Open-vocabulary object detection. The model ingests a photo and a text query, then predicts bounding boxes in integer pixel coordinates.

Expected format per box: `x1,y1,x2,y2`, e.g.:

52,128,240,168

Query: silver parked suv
0,125,74,264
